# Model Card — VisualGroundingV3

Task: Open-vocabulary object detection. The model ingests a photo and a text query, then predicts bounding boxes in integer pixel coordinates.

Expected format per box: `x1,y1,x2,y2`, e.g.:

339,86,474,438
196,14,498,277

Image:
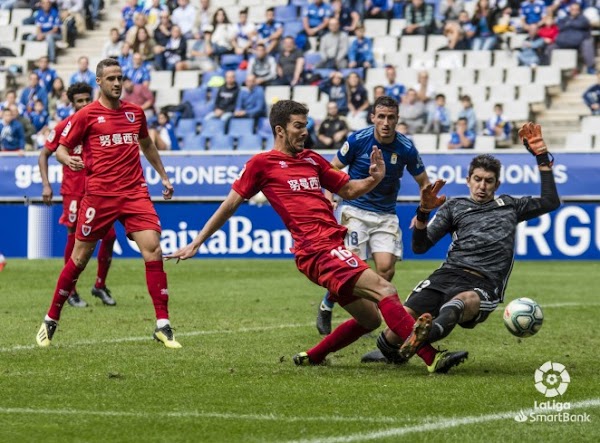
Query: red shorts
295,244,370,306
59,194,84,228
75,194,161,242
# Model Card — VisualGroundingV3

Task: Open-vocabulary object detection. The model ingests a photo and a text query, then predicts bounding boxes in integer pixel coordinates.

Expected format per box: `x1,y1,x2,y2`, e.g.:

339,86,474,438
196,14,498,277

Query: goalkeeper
362,122,561,369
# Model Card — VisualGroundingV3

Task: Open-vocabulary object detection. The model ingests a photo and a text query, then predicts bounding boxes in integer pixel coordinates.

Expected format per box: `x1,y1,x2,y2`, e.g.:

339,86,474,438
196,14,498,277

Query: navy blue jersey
337,126,425,214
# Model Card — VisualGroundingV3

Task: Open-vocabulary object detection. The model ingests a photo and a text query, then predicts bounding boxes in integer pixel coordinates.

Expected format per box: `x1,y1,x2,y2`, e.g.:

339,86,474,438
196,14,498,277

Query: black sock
429,299,465,343
376,331,405,363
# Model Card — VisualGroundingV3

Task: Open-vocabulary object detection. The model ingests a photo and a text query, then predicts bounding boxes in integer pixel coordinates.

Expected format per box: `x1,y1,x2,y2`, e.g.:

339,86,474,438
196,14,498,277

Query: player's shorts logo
81,224,92,237
534,361,570,398
68,213,76,223
125,112,135,123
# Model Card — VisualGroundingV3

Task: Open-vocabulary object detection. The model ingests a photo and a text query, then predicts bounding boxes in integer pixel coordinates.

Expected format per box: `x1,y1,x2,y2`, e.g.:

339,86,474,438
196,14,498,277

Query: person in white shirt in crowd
231,8,257,57
171,0,197,39
103,28,124,59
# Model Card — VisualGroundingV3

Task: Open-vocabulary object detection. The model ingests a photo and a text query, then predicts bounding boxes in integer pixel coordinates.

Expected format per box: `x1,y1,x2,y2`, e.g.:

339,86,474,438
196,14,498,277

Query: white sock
45,315,57,323
156,319,171,329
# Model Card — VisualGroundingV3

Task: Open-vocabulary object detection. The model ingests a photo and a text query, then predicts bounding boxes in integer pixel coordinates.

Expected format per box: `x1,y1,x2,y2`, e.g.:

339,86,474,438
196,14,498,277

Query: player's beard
284,131,304,155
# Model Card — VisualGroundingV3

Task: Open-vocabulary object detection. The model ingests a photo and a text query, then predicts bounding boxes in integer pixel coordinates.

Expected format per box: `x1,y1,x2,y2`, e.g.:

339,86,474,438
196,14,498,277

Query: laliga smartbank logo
514,361,591,423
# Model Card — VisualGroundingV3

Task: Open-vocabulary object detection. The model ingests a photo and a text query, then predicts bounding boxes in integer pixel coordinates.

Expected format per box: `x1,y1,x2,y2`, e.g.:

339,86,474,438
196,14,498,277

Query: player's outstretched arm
139,136,174,200
166,190,246,261
56,145,84,171
413,179,447,254
38,147,54,205
336,146,385,200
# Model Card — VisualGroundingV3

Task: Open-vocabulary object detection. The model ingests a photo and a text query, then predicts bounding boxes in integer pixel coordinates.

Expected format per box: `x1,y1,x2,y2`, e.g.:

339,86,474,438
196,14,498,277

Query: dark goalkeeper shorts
404,267,501,328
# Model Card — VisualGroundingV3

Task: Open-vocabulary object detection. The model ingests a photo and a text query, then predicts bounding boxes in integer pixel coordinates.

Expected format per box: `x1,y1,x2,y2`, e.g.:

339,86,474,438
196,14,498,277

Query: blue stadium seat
237,134,264,151
275,5,298,22
283,21,303,38
182,134,207,151
304,52,322,70
228,118,255,136
175,118,197,140
235,68,247,85
257,117,272,138
220,54,244,71
208,134,235,150
290,0,309,7
263,132,274,148
182,86,207,103
341,67,365,79
201,118,226,136
314,68,334,79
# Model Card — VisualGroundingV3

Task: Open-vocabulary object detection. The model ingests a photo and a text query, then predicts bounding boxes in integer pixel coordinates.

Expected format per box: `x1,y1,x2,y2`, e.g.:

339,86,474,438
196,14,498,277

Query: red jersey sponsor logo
287,177,320,191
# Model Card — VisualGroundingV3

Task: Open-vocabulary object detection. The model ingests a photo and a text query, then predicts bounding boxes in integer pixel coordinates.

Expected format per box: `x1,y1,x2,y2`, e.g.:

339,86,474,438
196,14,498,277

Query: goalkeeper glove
518,122,554,167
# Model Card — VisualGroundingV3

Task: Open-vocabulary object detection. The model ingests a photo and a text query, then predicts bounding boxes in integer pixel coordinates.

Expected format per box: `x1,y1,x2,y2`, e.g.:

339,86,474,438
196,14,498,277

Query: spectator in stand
47,78,66,119
346,71,370,130
441,20,470,50
125,12,149,46
132,26,156,64
256,7,283,55
302,0,333,37
317,17,349,70
547,3,596,74
518,23,546,66
29,0,65,64
316,101,349,150
0,108,25,152
403,0,437,35
348,23,375,69
471,0,498,50
118,42,134,69
231,8,256,57
143,0,169,31
54,90,73,122
171,0,197,39
247,43,277,86
396,120,411,138
367,85,386,125
20,72,49,114
583,72,600,115
440,0,465,21
121,0,142,35
448,117,476,149
413,70,435,104
153,11,172,49
319,71,348,115
233,74,266,121
204,70,240,124
548,0,579,21
520,0,547,33
28,98,50,148
149,111,179,150
155,24,186,70
365,0,390,19
69,56,96,90
103,28,124,59
195,0,214,35
383,65,405,103
399,88,426,134
58,0,86,40
176,29,216,72
275,36,305,86
331,0,360,34
458,94,477,133
424,93,451,134
211,8,235,58
122,76,155,119
124,52,151,86
35,56,58,93
483,103,512,144
538,14,559,47
1,90,24,115
457,11,476,48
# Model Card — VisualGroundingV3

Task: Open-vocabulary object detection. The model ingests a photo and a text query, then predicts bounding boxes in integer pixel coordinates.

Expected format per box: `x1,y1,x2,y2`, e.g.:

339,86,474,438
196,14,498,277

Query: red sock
377,293,415,341
64,233,77,295
306,319,372,363
145,260,169,320
95,227,116,288
47,258,84,321
417,344,438,366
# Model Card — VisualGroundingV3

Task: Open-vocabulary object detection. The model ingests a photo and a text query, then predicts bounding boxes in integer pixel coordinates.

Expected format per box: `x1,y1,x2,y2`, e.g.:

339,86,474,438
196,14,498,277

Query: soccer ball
503,297,543,338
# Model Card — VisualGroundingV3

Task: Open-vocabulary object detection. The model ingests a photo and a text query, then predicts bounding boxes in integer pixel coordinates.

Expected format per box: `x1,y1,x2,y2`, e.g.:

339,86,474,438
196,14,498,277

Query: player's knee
378,280,398,298
358,311,382,330
377,267,395,282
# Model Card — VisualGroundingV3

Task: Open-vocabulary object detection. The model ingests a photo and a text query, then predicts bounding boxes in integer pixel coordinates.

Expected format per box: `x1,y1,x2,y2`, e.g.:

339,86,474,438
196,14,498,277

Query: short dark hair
468,154,502,180
67,82,93,103
435,93,446,100
373,96,399,114
266,7,275,13
96,58,121,77
269,100,308,135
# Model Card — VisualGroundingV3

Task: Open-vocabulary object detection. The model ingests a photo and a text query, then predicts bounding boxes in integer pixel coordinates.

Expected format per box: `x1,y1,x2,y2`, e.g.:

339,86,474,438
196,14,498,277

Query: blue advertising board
1,152,599,201
2,202,599,260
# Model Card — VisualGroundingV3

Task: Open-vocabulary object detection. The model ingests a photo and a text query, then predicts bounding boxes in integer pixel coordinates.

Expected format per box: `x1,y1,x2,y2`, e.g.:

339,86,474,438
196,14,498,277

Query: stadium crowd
0,0,599,152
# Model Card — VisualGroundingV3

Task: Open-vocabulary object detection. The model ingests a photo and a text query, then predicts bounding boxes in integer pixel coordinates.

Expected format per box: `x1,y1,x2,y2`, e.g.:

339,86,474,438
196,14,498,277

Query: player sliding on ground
167,100,466,373
361,123,561,367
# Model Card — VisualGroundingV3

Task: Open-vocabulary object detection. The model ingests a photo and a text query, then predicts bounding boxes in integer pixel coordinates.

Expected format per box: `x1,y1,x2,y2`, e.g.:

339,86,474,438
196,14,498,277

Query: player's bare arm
166,190,246,261
56,144,84,171
38,147,54,205
336,146,385,200
139,136,174,200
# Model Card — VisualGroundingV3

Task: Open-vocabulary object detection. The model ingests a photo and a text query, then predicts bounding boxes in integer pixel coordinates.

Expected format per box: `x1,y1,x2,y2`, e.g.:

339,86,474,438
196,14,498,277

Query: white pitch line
0,407,406,425
285,398,600,443
541,302,600,308
0,323,314,353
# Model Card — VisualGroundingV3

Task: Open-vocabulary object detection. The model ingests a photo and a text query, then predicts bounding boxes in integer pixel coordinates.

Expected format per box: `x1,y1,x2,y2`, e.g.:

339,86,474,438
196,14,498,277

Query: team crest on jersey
125,112,135,123
61,121,71,136
68,213,76,223
496,198,505,206
81,224,91,236
279,161,288,168
340,141,349,156
304,157,317,166
391,153,398,164
47,129,56,142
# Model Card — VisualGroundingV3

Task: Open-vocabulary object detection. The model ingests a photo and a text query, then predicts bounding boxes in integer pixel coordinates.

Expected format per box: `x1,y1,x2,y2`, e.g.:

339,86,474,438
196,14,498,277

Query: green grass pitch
1,259,599,442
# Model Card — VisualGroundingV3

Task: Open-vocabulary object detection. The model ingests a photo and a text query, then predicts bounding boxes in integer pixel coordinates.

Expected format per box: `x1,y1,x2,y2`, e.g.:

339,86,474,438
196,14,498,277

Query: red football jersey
58,100,150,197
233,150,350,250
45,118,85,197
